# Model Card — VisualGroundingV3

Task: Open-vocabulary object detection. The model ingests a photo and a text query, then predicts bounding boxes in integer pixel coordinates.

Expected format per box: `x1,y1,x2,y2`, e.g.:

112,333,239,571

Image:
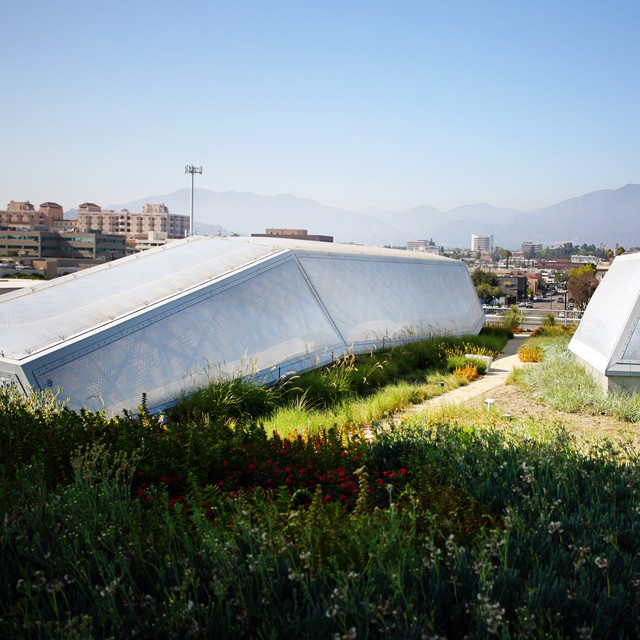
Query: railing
484,308,583,331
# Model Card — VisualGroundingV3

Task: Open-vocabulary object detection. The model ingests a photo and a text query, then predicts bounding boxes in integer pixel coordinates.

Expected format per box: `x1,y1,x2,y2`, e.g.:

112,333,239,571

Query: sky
2,0,639,213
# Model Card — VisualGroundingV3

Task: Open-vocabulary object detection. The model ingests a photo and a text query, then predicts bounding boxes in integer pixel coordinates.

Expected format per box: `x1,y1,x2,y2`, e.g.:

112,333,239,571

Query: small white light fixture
484,397,495,413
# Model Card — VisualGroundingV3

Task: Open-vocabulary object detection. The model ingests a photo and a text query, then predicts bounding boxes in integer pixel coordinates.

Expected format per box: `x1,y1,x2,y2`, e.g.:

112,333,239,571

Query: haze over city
3,0,639,214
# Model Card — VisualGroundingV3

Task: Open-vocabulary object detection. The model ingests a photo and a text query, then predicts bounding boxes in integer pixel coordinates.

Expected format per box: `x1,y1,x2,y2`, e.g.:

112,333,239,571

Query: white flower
548,521,563,534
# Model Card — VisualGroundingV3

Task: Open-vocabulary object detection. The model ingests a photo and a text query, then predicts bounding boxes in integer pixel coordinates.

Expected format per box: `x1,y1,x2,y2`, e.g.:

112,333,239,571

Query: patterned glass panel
35,259,341,414
298,255,482,343
0,238,277,358
621,320,640,361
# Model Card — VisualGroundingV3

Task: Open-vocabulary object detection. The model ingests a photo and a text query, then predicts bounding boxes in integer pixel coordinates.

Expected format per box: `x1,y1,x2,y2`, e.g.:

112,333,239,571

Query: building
521,242,543,255
536,259,574,274
497,275,528,302
0,236,483,415
0,229,126,261
0,201,65,228
78,203,189,240
134,231,171,251
406,240,442,254
570,255,599,264
251,228,333,242
570,252,640,393
142,203,169,214
471,234,494,253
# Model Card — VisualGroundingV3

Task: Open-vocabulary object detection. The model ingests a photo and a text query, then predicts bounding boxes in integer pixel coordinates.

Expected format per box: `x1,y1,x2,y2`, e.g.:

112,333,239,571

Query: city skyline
2,0,639,214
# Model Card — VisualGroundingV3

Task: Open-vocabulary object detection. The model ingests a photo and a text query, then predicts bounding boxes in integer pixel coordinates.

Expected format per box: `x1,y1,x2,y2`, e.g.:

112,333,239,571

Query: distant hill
94,184,640,249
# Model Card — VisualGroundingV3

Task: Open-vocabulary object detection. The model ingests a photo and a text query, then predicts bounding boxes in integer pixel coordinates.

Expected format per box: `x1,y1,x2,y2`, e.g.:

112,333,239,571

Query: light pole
184,165,202,236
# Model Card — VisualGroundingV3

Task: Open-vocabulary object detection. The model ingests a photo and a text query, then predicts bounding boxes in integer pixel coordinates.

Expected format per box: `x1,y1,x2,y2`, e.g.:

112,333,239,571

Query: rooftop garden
2,326,640,639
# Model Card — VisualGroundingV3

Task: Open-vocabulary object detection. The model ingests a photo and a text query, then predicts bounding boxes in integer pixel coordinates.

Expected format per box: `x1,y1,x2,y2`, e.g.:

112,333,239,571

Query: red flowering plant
197,429,412,510
133,426,413,513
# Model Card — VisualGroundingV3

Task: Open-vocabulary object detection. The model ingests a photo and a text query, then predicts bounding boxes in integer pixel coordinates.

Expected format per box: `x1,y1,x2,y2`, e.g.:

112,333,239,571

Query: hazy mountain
95,184,640,249
108,190,399,245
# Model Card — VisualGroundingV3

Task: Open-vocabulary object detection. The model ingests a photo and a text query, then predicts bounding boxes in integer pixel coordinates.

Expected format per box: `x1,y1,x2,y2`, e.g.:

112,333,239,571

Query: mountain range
95,184,640,250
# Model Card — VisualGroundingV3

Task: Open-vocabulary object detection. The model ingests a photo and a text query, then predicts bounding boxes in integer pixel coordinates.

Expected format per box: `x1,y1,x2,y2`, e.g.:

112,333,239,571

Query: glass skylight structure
0,236,484,415
569,252,640,392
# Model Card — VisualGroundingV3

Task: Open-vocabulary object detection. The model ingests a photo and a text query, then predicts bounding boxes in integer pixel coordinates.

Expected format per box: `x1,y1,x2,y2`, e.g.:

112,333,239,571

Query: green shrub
171,377,282,423
480,324,514,340
501,305,524,332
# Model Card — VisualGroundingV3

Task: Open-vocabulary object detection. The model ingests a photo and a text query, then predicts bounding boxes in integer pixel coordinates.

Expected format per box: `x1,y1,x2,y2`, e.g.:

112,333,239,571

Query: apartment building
0,201,65,228
78,203,189,240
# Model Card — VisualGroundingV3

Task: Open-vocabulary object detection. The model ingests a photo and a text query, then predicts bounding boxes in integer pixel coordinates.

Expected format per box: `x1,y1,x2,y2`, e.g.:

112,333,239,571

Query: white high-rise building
471,234,494,253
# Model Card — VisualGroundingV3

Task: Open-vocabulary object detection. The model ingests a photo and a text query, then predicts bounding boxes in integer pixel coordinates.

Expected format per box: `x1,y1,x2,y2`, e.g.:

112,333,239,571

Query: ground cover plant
17,328,640,638
509,326,640,423
4,393,640,638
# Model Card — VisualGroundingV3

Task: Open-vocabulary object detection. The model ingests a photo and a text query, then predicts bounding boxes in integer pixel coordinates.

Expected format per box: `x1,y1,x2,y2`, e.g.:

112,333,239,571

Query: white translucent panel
0,236,484,415
32,259,342,413
298,255,483,342
570,254,640,372
622,325,640,360
0,238,279,359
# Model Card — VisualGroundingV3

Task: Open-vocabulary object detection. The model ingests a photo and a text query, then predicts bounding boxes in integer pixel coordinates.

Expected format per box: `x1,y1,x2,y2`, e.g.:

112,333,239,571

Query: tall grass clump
500,305,524,332
171,377,282,423
480,324,514,342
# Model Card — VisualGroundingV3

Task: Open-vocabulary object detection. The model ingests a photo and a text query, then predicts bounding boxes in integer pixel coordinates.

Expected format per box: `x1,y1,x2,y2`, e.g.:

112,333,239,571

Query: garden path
366,335,530,439
413,333,530,410
395,335,640,451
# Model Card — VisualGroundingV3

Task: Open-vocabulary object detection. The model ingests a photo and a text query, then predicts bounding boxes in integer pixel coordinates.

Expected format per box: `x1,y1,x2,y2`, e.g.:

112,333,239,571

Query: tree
503,250,512,269
567,264,599,310
472,269,504,303
617,247,626,256
471,269,499,287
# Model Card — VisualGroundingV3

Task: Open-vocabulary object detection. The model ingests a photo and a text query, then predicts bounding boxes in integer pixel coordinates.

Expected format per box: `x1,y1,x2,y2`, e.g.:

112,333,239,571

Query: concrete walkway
407,333,529,411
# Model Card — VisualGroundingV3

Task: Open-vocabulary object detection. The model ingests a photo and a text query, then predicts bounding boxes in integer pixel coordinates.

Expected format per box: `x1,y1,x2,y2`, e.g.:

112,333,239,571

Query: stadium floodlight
184,165,203,236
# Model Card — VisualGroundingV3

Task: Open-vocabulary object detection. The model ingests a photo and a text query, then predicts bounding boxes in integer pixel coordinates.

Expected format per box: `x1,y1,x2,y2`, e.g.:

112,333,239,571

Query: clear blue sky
2,0,639,213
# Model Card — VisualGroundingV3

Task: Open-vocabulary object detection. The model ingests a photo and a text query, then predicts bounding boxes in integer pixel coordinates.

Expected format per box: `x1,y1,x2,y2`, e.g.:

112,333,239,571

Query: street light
185,165,202,236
